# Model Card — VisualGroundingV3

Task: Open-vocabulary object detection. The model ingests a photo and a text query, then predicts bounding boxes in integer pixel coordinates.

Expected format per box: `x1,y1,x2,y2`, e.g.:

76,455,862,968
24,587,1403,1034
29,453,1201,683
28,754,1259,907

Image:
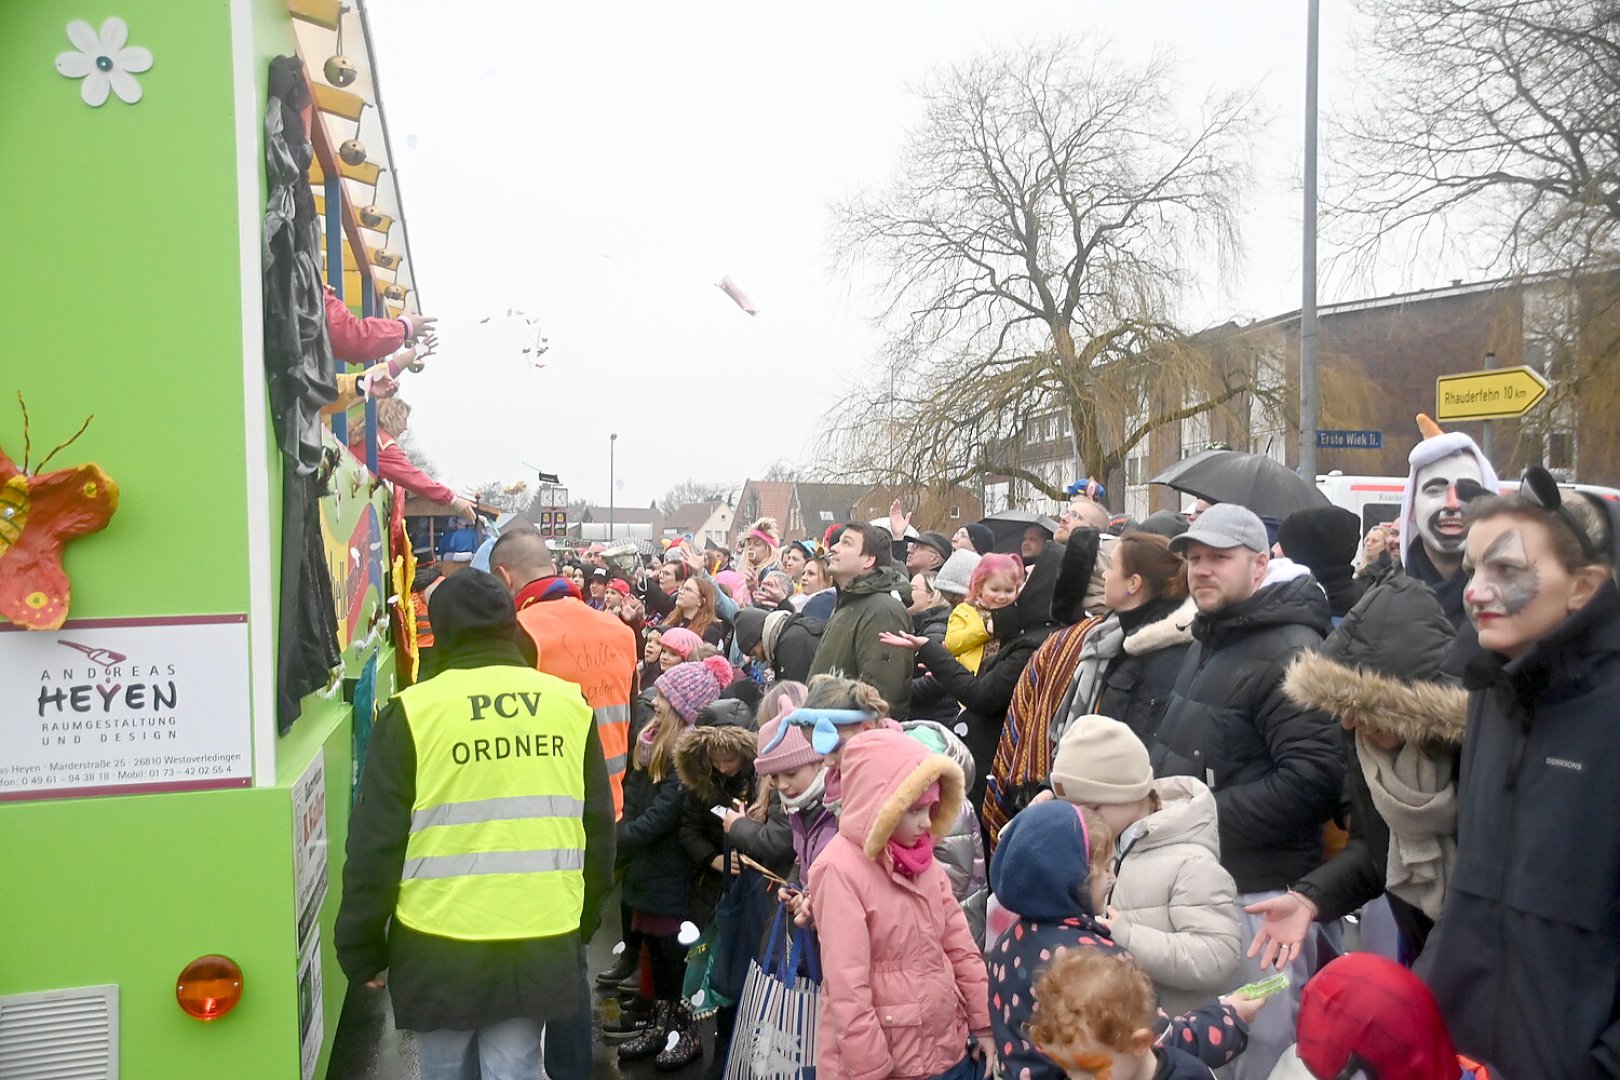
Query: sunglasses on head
1519,467,1601,563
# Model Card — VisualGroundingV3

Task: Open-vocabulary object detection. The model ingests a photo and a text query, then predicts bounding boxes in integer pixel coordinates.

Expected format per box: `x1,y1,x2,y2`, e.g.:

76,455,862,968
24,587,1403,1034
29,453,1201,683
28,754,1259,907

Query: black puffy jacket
1419,581,1620,1080
907,604,958,723
771,611,825,685
618,764,693,918
1282,575,1465,957
917,542,1066,808
1149,574,1345,893
1094,596,1197,750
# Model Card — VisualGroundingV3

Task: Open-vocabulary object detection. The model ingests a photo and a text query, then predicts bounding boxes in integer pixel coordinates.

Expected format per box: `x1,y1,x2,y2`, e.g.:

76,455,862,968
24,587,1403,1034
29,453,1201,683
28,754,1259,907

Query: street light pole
1299,0,1321,481
609,433,618,541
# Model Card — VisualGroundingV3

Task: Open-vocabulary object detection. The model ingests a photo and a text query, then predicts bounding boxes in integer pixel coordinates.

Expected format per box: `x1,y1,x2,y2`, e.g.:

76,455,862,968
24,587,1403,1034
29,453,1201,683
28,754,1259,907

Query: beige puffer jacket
1106,775,1242,1015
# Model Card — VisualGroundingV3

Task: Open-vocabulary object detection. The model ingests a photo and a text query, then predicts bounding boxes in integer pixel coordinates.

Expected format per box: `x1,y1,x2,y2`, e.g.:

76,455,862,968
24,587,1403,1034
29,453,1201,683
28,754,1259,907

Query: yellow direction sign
1436,366,1550,422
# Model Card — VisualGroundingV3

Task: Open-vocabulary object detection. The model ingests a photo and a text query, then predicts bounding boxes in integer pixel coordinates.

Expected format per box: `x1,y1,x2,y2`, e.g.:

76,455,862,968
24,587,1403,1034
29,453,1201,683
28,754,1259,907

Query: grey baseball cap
1169,502,1269,554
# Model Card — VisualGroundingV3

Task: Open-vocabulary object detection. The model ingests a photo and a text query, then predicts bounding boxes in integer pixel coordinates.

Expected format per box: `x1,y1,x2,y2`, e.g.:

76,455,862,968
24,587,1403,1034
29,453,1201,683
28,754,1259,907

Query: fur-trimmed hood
1284,651,1468,747
674,720,760,803
1283,573,1467,747
1123,597,1197,657
837,729,965,861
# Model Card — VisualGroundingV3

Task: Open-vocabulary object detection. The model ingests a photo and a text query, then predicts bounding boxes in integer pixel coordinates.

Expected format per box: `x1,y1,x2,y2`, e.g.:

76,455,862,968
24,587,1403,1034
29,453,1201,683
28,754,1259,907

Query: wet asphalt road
324,910,719,1080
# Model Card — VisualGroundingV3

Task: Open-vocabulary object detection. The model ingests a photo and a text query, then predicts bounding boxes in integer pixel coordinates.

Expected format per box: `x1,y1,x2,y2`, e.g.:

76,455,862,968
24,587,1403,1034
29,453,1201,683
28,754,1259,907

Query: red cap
607,578,631,596
1297,954,1459,1080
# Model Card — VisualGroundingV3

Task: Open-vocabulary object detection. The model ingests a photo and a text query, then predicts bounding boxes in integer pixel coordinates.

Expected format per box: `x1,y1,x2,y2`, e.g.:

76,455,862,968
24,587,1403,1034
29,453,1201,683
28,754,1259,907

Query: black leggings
644,934,688,1000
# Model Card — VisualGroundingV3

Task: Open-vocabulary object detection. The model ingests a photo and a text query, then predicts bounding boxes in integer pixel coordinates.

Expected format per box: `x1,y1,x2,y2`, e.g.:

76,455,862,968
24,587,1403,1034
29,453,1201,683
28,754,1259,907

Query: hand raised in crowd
1243,889,1318,971
888,498,912,540
877,631,930,651
618,595,644,625
449,496,476,523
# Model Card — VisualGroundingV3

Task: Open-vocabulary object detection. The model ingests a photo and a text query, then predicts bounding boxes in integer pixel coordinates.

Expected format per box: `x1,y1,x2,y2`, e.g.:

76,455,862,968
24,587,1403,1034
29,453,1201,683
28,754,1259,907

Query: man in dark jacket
808,523,914,717
336,571,615,1080
1151,503,1344,1080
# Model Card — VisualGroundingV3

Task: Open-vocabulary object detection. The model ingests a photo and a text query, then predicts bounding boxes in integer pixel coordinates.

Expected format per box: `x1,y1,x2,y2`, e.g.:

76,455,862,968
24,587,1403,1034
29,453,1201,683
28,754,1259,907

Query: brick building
992,272,1620,519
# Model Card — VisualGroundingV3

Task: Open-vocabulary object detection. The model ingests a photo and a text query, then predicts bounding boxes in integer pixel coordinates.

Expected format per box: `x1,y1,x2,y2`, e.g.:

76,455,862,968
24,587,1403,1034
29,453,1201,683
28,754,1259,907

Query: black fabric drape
262,56,343,731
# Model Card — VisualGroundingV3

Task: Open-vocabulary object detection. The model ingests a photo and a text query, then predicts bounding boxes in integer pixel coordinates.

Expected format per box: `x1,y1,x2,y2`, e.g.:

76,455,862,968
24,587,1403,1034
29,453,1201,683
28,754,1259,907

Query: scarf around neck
1356,730,1458,919
1055,613,1126,746
888,833,935,877
514,574,582,609
778,768,827,815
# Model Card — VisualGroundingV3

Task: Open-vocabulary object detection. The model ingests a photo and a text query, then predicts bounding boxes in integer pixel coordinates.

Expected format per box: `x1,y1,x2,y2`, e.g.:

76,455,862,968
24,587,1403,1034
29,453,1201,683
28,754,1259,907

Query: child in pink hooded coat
808,729,993,1080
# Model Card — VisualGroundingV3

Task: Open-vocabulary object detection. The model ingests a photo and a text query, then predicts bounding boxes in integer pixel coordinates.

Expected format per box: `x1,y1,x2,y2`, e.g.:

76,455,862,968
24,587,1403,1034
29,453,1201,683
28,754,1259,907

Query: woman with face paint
1419,472,1620,1080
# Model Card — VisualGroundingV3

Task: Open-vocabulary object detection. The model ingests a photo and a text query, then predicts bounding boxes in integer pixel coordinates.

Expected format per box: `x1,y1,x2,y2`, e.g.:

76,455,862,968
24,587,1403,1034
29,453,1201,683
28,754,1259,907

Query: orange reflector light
176,954,244,1021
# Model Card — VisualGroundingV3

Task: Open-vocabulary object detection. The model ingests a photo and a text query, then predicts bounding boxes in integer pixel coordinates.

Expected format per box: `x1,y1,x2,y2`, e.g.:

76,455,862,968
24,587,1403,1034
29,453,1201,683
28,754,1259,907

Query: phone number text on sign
0,615,253,802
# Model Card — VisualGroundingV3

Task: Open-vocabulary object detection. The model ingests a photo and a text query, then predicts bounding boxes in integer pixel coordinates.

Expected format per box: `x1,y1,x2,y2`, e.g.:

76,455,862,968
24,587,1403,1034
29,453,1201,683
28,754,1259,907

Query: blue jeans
541,947,593,1078
929,1054,985,1080
416,948,592,1080
416,1017,542,1080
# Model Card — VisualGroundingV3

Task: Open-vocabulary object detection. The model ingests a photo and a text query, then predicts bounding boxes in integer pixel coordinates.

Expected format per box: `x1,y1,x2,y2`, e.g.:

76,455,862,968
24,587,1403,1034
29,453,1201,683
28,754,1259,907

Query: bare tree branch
823,40,1257,501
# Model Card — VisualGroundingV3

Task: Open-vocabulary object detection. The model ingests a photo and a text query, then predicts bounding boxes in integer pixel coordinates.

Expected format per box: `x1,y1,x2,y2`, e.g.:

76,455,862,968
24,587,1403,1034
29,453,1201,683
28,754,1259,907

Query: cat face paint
1464,517,1577,659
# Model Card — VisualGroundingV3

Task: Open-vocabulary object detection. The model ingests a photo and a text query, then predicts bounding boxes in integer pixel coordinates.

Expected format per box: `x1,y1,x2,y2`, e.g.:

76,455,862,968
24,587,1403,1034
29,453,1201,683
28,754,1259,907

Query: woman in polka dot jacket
986,801,1253,1080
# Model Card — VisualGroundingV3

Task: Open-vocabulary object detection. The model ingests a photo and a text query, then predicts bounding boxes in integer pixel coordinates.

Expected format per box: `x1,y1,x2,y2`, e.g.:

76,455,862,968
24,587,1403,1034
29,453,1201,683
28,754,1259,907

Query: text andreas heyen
33,663,182,744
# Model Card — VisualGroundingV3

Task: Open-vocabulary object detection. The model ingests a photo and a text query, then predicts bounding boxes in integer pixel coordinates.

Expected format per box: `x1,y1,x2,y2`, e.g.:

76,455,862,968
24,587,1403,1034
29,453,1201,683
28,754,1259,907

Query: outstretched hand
878,631,929,650
888,499,912,540
1244,891,1317,971
1219,991,1269,1025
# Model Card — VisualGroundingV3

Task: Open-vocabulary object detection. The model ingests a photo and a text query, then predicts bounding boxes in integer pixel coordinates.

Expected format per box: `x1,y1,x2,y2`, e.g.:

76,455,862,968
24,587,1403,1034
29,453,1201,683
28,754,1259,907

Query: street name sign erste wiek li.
1316,430,1383,450
1435,366,1550,422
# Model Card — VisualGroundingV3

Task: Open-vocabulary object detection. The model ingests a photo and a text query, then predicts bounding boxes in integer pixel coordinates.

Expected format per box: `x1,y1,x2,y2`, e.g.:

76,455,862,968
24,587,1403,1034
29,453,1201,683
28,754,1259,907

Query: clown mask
1413,451,1484,558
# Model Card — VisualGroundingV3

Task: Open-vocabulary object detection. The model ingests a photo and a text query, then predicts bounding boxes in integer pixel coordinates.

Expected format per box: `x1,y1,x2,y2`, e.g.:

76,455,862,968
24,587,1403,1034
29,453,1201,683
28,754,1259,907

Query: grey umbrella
978,510,1062,555
1149,450,1329,520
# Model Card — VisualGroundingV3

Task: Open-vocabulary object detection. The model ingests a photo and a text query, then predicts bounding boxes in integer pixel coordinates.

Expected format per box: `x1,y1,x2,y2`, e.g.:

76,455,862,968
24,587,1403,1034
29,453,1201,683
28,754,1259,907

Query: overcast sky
367,0,1427,509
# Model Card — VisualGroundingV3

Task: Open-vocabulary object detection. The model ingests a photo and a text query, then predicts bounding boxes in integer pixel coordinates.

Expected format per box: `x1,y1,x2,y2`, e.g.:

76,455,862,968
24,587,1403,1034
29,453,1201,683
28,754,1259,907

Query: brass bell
359,205,385,228
384,284,407,302
323,55,358,88
407,358,426,374
339,140,368,167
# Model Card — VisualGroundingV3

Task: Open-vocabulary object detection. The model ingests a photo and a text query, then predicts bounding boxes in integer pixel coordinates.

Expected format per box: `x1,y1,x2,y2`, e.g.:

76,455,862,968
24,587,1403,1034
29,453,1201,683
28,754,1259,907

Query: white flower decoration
55,18,152,107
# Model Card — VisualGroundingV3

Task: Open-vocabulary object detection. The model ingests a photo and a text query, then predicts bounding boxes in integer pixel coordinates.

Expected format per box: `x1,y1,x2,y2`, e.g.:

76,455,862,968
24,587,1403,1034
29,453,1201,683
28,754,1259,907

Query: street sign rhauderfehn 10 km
1435,366,1550,422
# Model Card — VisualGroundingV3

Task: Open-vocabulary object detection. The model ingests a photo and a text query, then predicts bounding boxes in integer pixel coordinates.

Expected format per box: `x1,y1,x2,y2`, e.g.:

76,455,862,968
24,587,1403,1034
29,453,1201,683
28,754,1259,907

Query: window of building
948,505,961,519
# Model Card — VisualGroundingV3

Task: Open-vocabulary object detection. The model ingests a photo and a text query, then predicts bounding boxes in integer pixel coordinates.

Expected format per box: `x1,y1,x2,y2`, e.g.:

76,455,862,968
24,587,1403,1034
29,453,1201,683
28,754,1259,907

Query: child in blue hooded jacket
987,801,1256,1080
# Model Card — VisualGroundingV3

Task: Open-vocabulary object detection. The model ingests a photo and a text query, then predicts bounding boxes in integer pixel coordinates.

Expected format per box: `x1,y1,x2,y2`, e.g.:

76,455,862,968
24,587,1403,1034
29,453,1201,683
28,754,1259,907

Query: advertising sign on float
0,614,253,801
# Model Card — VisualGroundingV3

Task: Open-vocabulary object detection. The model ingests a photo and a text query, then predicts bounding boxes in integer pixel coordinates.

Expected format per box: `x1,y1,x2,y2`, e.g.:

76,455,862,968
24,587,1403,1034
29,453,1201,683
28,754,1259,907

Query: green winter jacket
807,565,915,718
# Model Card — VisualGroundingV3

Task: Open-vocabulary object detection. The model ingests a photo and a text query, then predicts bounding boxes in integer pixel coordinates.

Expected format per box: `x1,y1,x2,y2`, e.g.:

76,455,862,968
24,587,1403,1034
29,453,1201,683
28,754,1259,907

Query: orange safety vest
516,597,635,817
412,591,435,648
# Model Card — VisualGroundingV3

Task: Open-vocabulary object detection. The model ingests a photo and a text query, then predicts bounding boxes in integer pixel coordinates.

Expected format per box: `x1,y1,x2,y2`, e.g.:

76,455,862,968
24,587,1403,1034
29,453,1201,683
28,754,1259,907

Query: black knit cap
427,569,519,652
1279,505,1361,574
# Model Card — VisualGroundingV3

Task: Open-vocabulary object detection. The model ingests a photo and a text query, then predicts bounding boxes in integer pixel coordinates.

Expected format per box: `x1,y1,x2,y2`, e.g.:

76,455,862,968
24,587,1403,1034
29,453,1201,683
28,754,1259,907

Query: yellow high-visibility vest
394,665,593,941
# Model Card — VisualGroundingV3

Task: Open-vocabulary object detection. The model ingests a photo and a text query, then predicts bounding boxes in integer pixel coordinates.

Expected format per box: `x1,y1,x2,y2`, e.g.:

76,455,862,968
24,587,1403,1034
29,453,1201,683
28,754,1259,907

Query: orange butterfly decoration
0,395,119,631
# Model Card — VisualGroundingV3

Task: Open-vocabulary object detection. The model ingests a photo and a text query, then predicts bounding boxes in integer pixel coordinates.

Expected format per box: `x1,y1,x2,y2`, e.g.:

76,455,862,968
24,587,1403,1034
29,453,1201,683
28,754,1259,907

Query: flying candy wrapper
717,276,758,316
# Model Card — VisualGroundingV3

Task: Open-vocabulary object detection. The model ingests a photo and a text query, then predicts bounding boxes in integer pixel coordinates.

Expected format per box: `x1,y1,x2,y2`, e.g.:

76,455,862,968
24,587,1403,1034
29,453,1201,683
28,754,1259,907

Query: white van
1317,472,1620,534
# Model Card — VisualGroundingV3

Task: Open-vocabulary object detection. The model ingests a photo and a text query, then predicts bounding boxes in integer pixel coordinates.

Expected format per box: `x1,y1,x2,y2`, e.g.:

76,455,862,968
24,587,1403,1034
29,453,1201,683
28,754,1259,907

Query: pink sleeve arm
374,441,455,505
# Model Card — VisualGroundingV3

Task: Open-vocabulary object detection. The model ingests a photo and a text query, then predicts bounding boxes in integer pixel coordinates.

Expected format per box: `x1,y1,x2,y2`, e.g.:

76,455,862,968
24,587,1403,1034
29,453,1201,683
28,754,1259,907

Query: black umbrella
977,510,1062,555
1149,450,1329,520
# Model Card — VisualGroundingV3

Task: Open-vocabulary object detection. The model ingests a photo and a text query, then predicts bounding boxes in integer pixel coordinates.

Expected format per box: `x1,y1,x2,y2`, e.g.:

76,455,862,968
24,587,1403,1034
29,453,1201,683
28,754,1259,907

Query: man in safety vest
337,569,615,1080
489,526,637,816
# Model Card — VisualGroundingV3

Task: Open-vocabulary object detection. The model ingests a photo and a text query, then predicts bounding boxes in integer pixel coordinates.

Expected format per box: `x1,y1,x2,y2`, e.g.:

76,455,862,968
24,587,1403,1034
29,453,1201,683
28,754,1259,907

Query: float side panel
0,0,255,620
0,786,300,1079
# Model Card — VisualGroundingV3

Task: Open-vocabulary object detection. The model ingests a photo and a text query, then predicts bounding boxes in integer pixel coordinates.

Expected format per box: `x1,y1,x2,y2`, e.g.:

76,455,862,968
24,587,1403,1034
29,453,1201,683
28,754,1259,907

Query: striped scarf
983,615,1099,849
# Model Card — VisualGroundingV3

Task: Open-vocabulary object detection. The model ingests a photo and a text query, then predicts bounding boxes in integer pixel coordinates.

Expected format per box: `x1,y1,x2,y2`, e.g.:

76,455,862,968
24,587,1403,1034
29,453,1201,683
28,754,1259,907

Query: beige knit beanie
1050,713,1152,805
